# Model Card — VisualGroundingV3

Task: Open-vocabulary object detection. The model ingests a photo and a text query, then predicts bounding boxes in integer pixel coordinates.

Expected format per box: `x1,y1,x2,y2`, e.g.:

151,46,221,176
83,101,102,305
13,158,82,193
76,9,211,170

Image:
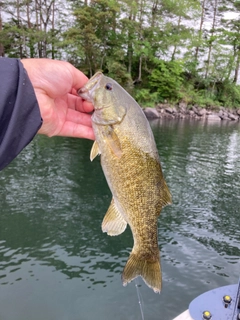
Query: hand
21,58,95,140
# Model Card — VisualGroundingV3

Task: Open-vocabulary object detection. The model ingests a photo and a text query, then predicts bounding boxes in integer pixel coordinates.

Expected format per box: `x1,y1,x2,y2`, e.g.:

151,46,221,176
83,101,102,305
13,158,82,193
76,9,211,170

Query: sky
224,11,239,19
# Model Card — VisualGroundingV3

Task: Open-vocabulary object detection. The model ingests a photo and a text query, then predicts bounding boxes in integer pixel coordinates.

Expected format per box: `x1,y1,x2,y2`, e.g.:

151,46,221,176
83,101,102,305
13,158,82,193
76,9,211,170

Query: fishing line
134,278,145,320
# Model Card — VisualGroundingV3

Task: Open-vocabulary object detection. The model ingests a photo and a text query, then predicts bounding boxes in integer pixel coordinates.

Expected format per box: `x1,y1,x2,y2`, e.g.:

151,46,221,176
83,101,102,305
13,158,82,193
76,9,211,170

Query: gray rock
179,102,187,112
156,103,165,111
218,110,223,117
144,103,240,121
172,106,178,113
165,107,174,114
207,114,221,121
221,111,229,118
197,108,207,116
143,107,160,119
220,114,230,120
192,106,198,113
179,114,186,119
228,113,238,121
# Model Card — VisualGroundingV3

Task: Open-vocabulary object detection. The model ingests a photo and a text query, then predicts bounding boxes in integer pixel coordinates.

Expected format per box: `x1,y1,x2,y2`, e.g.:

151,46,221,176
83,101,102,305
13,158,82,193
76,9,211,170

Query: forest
1,0,240,108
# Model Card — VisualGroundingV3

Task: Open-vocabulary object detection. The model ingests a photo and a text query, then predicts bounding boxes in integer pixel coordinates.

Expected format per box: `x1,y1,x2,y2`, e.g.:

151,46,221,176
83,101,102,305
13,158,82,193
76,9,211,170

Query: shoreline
143,103,240,122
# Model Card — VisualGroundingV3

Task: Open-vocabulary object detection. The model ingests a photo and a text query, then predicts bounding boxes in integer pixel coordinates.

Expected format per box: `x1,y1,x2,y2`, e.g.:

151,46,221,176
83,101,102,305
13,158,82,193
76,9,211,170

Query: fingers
82,100,94,113
22,58,95,140
66,108,92,127
58,121,95,140
67,63,89,90
67,93,94,113
22,59,90,98
57,108,95,140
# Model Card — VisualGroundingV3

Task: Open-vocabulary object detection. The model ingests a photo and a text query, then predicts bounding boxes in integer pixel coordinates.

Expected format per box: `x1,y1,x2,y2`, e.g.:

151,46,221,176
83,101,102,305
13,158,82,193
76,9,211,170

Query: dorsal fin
160,180,172,209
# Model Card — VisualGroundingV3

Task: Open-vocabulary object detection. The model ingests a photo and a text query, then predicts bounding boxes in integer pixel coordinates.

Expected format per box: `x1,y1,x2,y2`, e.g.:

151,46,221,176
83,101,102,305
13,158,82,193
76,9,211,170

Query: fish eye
105,83,113,91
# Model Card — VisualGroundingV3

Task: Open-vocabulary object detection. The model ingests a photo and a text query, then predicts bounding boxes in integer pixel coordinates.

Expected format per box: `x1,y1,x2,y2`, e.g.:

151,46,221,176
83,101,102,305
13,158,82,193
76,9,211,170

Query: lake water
0,119,239,320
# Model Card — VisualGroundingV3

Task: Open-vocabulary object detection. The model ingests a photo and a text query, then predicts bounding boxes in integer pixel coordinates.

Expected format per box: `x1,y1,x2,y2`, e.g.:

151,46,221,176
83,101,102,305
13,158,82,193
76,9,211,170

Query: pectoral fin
90,141,101,161
105,128,122,158
102,199,127,236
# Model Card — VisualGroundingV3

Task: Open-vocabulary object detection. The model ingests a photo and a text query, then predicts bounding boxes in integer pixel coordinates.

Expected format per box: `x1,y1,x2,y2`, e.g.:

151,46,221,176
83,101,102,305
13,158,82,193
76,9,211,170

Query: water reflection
0,120,240,320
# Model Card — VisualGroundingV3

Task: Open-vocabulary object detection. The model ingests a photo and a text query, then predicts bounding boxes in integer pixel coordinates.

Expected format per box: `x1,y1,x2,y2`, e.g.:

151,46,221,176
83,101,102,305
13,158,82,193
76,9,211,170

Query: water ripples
0,121,240,320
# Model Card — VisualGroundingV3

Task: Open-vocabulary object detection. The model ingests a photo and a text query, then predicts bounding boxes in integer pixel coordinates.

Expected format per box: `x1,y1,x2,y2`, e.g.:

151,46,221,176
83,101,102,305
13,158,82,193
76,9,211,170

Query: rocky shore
143,102,240,122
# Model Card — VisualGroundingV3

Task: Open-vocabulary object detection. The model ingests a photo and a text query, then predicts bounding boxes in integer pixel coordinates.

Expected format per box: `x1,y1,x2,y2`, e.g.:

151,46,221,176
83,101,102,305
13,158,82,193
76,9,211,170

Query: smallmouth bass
78,72,172,293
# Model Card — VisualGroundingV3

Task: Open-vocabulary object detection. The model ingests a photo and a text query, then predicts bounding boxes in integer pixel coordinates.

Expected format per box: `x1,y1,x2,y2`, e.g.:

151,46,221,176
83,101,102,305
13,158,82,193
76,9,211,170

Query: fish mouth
77,72,103,104
94,104,112,111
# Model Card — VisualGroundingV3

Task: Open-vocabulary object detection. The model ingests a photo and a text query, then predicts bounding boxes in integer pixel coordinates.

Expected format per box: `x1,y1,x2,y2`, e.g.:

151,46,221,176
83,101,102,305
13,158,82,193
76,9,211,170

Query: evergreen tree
1,0,240,106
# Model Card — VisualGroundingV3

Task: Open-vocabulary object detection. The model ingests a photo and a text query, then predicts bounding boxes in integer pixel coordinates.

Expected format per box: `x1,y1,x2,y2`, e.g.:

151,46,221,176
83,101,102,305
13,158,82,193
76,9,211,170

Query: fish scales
78,72,172,293
101,138,161,249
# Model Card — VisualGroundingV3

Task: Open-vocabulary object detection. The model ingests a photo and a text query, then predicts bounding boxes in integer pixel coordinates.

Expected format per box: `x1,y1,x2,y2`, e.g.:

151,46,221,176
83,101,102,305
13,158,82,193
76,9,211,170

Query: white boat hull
173,310,192,320
172,281,240,320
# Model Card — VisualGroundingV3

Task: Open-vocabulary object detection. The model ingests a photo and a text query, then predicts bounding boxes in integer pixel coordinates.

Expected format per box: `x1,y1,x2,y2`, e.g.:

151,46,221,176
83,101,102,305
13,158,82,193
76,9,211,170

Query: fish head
78,72,127,125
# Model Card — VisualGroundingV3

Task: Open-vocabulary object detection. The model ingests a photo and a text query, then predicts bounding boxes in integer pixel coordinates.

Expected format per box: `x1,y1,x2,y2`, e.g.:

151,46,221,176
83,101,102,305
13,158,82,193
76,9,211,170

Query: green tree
149,59,184,102
219,1,240,84
67,0,121,76
1,0,65,58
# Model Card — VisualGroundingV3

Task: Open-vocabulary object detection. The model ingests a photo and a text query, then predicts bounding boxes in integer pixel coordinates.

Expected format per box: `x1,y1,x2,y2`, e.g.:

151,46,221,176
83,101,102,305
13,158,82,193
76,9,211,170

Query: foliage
149,59,184,102
134,88,159,107
1,0,240,107
105,60,133,90
216,81,240,107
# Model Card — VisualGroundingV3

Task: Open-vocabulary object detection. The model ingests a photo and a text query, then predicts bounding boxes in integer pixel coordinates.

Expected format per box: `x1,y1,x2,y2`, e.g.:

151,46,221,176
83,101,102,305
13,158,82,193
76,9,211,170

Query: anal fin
102,199,127,236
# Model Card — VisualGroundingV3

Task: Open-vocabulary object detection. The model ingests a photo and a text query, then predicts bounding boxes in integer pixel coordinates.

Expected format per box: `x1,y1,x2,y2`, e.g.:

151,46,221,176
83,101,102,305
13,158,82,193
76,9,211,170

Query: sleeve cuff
0,58,42,170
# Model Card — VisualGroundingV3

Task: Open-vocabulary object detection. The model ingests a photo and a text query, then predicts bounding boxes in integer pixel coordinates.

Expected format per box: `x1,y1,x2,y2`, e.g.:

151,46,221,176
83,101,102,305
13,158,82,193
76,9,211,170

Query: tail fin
121,251,162,293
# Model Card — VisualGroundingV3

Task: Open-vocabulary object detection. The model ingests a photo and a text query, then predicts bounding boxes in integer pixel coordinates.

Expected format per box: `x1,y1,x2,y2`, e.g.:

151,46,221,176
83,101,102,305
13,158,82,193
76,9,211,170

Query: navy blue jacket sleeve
0,58,42,170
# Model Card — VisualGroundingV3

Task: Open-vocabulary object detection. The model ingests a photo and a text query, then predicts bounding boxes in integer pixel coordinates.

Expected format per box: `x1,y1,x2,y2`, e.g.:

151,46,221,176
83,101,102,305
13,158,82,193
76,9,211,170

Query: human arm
0,58,42,170
0,58,94,171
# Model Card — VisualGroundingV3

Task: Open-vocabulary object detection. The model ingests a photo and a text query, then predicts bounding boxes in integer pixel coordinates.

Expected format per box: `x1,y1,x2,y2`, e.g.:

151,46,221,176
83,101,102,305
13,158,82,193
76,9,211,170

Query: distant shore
143,103,240,122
